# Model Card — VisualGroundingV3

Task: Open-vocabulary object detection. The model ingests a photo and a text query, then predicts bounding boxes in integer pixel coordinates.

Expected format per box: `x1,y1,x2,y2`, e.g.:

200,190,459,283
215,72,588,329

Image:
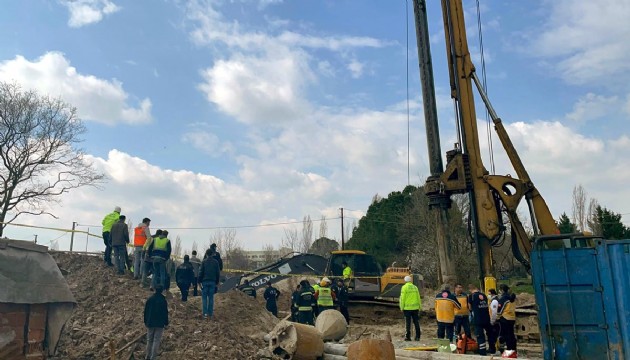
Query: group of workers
238,261,353,326
102,206,226,360
432,282,518,357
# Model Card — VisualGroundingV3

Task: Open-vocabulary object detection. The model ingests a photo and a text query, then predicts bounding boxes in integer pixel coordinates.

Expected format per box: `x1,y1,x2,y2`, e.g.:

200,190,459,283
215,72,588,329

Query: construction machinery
323,250,413,299
219,249,415,301
413,0,629,358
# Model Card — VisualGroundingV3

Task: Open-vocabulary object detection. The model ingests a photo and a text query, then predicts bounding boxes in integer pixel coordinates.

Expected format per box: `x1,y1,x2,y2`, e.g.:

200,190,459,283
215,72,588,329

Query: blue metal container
531,236,630,359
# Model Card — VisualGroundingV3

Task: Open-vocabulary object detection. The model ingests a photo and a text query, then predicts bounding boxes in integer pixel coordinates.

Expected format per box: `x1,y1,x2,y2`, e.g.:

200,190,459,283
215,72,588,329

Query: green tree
593,206,630,239
346,185,417,267
557,212,577,234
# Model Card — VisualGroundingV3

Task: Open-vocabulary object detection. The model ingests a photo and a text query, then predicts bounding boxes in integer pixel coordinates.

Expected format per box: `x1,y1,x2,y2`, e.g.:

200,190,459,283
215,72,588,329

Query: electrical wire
475,0,495,174
406,0,411,186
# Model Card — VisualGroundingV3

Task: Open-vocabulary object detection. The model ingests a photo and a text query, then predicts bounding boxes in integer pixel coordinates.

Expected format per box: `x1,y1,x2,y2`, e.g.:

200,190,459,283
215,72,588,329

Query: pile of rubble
51,253,278,360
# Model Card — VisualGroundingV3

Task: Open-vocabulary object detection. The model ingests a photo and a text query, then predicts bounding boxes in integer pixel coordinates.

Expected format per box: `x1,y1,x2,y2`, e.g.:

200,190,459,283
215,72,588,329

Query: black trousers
437,321,454,340
403,310,421,340
339,304,350,324
298,310,314,325
178,283,190,301
266,303,278,317
192,277,199,296
475,323,497,355
454,315,472,339
499,318,517,351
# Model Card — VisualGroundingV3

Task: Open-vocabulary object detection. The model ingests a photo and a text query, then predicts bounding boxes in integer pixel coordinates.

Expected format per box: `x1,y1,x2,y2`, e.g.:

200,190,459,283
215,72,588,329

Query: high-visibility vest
500,300,516,321
134,226,148,246
454,293,470,316
343,266,352,279
399,282,421,310
152,236,169,259
317,287,334,307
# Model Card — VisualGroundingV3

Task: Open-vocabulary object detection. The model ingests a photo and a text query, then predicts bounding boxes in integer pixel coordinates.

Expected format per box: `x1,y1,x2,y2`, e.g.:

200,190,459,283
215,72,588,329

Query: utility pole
85,227,90,252
34,234,38,244
340,207,345,250
70,221,77,252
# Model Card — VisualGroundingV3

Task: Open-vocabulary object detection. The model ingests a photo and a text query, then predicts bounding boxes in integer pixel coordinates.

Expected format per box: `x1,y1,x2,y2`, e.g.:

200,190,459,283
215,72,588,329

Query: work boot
404,338,411,341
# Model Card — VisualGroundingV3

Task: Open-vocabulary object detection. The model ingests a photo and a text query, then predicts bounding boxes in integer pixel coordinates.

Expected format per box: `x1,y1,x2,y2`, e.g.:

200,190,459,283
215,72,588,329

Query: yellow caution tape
0,221,103,239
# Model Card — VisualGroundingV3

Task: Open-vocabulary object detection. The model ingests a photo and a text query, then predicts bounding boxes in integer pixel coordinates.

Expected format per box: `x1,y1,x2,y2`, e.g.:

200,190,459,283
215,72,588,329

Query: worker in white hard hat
399,275,422,341
315,277,336,312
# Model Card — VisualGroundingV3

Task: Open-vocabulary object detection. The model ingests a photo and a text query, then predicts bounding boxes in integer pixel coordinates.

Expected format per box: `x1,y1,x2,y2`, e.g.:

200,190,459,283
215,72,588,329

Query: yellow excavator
323,249,414,299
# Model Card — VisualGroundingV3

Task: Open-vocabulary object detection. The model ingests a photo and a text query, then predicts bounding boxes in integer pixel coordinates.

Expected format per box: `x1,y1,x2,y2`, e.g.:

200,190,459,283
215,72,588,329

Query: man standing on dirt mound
263,281,280,317
101,206,121,267
198,248,220,319
148,230,172,290
144,284,168,360
110,215,130,276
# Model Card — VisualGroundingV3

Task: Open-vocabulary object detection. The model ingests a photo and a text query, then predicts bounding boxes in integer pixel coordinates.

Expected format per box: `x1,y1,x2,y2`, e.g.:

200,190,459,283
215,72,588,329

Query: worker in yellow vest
148,230,172,290
453,284,471,341
342,262,352,288
315,277,336,312
133,218,151,281
434,283,461,341
399,275,422,341
497,284,517,356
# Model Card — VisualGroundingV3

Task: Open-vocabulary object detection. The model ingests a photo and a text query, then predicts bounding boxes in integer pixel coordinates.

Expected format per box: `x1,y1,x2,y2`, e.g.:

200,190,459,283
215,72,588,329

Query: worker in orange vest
133,218,152,281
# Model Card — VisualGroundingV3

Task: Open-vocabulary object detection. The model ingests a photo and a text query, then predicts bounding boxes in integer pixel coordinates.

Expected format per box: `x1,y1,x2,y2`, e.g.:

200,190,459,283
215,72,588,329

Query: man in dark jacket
148,230,172,290
468,284,497,355
291,284,301,322
198,249,220,319
207,243,224,271
263,282,280,317
144,285,168,360
335,278,350,324
176,255,195,302
110,215,130,275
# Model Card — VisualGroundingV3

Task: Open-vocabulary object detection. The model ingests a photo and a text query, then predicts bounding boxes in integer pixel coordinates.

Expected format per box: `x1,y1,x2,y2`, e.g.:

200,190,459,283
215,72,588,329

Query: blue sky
1,0,629,253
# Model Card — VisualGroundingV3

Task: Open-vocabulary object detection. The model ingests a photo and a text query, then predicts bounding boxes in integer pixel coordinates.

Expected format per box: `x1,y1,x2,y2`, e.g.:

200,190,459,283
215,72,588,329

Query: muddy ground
51,253,541,359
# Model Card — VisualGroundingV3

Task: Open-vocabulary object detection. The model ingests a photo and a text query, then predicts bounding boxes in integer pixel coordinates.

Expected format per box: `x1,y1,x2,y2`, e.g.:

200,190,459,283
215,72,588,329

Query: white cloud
347,59,364,79
198,47,313,125
566,93,619,122
527,0,630,85
181,130,233,156
60,0,120,28
0,52,152,125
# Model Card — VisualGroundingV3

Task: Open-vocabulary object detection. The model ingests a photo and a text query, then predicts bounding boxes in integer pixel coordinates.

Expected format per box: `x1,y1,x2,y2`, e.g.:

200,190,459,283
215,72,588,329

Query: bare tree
229,247,251,270
173,235,182,258
282,226,299,252
0,82,105,236
191,240,198,254
572,184,587,232
208,229,239,266
318,215,328,239
301,215,313,253
344,219,356,243
587,198,601,235
262,242,275,265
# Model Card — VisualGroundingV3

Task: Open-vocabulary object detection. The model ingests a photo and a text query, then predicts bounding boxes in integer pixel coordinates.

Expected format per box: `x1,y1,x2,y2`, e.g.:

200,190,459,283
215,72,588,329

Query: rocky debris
50,253,279,360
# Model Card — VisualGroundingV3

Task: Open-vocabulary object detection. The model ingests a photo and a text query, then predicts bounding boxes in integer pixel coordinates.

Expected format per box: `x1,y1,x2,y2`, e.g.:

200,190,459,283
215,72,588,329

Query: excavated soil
51,253,279,360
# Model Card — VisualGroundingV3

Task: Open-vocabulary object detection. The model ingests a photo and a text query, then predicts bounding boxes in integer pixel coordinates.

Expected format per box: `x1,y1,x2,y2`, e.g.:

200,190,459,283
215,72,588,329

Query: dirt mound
51,253,278,360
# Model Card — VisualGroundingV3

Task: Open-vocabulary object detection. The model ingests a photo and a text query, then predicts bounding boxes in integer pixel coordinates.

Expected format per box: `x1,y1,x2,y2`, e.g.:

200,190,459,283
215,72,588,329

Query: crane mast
413,0,559,291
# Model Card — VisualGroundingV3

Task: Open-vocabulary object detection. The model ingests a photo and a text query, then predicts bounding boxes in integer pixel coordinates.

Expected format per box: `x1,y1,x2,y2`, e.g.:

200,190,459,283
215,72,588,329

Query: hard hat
404,275,412,283
322,277,330,283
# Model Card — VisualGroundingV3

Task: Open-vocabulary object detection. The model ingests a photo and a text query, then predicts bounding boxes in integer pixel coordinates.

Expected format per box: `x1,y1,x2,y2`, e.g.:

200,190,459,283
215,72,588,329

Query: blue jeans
102,232,112,264
113,245,126,274
152,258,166,289
201,281,216,316
133,247,144,279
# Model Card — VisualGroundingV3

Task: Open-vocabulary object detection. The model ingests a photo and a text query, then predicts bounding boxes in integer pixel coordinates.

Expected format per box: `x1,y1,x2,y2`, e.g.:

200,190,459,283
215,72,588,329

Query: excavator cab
325,250,411,299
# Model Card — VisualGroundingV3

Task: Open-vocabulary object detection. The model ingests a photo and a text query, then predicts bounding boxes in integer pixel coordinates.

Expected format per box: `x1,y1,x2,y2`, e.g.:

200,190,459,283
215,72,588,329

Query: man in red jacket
144,285,168,360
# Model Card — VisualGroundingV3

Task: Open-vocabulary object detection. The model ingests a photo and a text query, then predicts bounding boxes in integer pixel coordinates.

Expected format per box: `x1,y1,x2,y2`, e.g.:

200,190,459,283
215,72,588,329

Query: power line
77,217,341,230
